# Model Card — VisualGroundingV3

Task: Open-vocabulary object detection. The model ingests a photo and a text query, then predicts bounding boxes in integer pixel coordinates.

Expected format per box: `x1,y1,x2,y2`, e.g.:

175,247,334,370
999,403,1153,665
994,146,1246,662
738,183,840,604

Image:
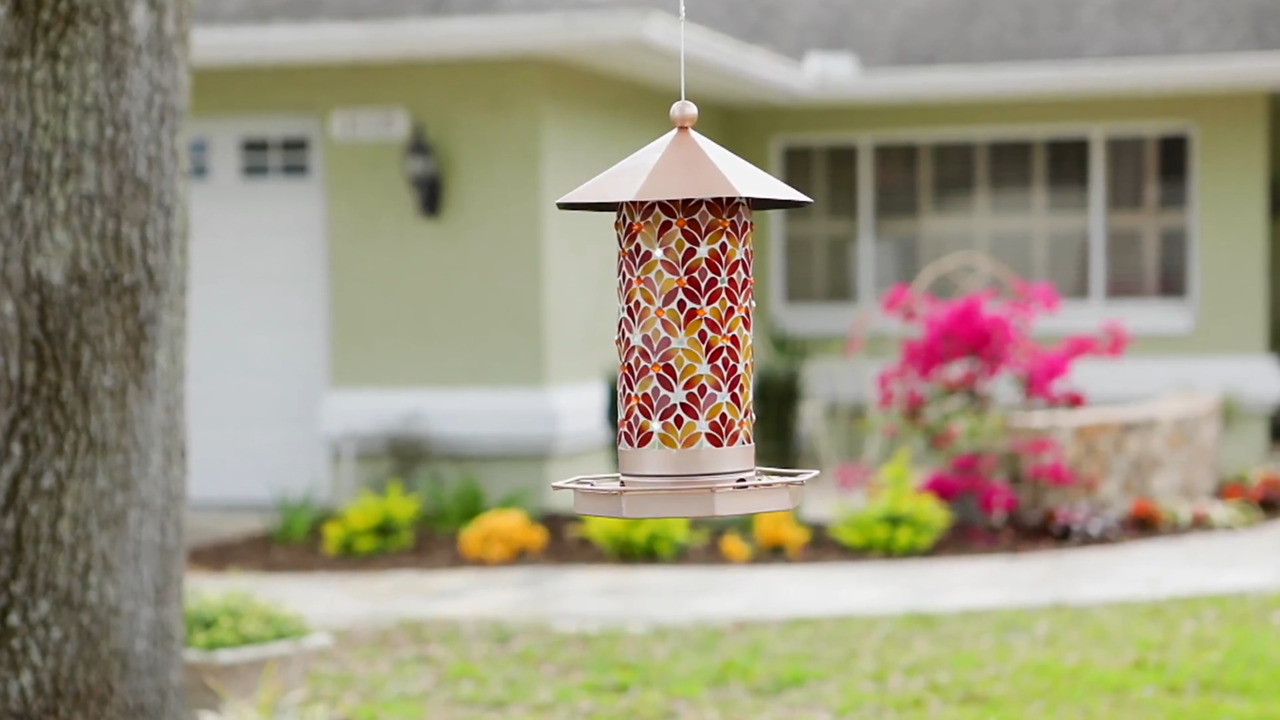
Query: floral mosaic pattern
615,198,755,451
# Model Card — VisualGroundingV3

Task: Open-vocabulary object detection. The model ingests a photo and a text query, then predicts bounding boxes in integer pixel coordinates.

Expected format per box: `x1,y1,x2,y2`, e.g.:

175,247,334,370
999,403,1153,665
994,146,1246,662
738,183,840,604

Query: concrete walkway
187,519,1280,631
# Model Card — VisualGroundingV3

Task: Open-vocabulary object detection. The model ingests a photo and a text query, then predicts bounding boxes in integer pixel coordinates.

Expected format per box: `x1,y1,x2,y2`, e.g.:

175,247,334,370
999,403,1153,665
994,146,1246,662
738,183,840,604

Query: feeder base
550,468,817,519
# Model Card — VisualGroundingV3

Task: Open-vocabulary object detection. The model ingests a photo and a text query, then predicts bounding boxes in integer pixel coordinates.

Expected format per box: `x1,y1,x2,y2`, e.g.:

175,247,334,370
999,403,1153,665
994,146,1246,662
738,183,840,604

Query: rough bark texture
0,1,190,718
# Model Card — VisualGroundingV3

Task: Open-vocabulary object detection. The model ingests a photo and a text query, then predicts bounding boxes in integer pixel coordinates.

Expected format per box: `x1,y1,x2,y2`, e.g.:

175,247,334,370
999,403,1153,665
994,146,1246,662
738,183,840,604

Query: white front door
186,117,329,507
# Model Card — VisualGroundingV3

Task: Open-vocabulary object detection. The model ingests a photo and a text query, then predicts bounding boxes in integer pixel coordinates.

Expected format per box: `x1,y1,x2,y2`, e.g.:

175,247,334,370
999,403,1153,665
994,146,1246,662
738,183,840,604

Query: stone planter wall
184,632,334,716
1008,393,1222,517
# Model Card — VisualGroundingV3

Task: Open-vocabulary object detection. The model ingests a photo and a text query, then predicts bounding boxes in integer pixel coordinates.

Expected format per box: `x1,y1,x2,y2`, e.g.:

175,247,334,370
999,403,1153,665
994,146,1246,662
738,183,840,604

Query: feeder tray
552,468,817,519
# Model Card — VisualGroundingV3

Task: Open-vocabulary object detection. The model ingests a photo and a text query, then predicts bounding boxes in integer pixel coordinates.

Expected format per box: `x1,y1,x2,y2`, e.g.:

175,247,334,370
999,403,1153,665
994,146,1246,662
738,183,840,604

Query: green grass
309,592,1280,719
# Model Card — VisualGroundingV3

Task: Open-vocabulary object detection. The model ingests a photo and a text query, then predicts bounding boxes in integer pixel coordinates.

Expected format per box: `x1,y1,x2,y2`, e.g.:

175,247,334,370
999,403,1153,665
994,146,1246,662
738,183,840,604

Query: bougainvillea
866,280,1131,526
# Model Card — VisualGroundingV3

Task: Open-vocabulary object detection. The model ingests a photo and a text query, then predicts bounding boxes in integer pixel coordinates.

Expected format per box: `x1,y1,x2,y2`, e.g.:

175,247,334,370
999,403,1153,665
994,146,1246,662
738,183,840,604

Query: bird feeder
550,100,819,518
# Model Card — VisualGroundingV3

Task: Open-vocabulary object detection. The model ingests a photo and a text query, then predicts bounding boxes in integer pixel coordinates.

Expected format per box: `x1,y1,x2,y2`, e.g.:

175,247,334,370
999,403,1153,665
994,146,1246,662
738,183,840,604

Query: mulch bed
186,513,1242,573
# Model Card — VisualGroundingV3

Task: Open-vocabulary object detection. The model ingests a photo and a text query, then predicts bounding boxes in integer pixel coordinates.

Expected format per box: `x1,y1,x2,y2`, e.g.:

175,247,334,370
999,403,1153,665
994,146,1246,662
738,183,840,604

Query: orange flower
1249,477,1280,506
1130,497,1161,528
1220,483,1249,501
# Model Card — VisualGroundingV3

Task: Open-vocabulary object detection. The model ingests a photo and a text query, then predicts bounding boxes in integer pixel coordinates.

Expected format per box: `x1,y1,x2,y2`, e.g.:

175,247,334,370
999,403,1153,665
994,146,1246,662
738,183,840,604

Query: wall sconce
404,123,442,217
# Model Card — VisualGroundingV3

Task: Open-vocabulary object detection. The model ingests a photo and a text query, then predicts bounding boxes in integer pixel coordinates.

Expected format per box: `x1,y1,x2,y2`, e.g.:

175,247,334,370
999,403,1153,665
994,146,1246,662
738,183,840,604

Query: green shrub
185,593,309,651
270,495,328,546
579,517,704,561
829,448,953,557
754,363,803,468
321,480,423,557
419,471,532,534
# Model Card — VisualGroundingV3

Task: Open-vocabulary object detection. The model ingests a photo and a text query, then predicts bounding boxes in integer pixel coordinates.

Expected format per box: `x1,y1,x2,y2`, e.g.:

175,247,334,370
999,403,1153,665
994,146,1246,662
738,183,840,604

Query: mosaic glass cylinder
614,197,756,483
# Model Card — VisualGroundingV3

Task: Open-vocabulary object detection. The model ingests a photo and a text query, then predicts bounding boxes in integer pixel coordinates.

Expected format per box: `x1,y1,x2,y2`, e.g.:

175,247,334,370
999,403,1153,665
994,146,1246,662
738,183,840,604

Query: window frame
768,121,1199,338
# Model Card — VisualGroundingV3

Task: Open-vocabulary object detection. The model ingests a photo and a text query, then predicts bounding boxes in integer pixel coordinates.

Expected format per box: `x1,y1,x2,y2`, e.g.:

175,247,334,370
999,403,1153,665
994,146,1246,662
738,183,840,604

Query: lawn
309,592,1280,720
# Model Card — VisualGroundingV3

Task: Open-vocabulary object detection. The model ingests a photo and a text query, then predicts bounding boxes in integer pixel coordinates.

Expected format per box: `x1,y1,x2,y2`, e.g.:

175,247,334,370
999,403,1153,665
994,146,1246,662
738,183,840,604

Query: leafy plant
419,471,531,534
751,511,812,559
579,517,704,561
755,363,803,469
457,508,550,565
1170,498,1266,530
320,480,423,557
829,448,953,557
185,593,310,652
270,495,328,546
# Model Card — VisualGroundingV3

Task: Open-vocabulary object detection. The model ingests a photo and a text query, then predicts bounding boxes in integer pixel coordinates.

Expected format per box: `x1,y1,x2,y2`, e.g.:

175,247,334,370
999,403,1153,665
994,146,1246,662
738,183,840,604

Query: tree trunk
0,1,190,718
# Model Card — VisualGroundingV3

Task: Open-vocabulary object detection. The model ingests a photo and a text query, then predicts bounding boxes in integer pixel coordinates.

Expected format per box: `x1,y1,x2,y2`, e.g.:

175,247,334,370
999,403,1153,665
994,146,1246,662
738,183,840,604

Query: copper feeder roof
556,101,814,212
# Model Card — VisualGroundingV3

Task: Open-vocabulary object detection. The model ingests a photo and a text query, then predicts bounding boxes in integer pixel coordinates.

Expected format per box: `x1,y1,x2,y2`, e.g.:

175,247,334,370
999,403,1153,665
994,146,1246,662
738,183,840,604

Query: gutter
192,10,1280,104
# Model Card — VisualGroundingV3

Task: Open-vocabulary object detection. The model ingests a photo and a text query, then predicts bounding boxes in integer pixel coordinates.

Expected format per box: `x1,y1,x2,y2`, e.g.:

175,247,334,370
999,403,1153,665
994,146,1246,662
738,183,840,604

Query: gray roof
195,0,1280,68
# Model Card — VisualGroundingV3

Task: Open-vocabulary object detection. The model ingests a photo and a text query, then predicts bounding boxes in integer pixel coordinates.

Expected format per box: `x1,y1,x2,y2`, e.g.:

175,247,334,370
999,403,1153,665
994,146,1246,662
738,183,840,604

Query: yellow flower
782,525,812,560
320,519,346,557
458,508,550,565
718,531,754,563
752,511,812,558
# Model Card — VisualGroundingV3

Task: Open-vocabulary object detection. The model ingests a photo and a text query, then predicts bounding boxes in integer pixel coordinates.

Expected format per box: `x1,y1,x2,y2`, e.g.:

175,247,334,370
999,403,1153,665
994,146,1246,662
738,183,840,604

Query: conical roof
556,101,812,212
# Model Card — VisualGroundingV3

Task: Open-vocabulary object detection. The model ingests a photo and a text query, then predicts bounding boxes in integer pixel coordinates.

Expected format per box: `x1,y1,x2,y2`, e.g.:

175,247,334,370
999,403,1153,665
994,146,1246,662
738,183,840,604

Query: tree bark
0,1,190,718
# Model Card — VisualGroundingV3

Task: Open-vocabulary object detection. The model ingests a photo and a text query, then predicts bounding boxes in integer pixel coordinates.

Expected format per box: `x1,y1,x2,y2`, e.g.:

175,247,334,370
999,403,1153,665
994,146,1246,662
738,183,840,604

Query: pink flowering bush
868,281,1130,526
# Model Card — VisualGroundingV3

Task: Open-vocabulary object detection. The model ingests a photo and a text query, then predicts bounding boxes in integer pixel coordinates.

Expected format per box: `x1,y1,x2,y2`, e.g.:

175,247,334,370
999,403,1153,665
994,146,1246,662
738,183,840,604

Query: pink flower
1027,460,1075,487
882,283,918,319
833,461,874,492
930,424,959,450
978,482,1020,515
1021,349,1072,402
1011,280,1062,313
1012,436,1059,459
1100,321,1131,357
1062,390,1086,408
1058,335,1101,360
875,369,902,410
923,471,964,501
950,452,997,476
904,390,926,419
943,369,981,393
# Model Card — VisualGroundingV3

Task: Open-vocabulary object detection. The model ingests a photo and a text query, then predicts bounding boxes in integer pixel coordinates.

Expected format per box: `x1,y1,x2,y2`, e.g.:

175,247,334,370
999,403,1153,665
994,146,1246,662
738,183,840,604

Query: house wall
191,62,714,505
725,93,1276,470
194,61,549,387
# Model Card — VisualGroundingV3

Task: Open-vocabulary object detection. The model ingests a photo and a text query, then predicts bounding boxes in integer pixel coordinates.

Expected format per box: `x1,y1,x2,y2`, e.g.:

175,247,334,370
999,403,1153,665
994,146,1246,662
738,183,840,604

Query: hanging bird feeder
550,34,819,518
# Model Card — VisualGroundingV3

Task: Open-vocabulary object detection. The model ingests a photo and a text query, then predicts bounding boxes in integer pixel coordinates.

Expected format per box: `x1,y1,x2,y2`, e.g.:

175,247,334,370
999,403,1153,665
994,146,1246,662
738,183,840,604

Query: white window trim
769,120,1200,338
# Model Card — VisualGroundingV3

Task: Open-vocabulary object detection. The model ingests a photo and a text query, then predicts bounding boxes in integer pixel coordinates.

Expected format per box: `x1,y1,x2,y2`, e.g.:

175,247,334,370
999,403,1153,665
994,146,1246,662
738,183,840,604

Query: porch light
550,95,818,519
403,123,441,217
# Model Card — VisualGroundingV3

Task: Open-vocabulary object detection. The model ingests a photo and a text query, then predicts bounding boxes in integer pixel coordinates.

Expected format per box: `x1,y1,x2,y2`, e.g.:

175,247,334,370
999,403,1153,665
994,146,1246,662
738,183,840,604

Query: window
188,137,209,180
240,136,311,179
777,126,1192,333
782,146,857,302
1105,136,1188,298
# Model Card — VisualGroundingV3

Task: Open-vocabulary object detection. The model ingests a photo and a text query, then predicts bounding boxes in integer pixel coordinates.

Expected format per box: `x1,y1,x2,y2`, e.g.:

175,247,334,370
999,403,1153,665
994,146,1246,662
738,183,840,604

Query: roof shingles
194,0,1280,67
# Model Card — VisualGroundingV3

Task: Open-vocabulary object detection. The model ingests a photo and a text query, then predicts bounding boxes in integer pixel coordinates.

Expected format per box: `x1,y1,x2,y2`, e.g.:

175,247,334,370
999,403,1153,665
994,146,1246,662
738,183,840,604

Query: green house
186,0,1280,508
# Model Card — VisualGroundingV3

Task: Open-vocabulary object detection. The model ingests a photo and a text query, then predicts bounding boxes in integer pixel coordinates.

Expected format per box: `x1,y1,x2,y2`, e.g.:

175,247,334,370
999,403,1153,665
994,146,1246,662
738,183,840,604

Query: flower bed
188,499,1278,573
